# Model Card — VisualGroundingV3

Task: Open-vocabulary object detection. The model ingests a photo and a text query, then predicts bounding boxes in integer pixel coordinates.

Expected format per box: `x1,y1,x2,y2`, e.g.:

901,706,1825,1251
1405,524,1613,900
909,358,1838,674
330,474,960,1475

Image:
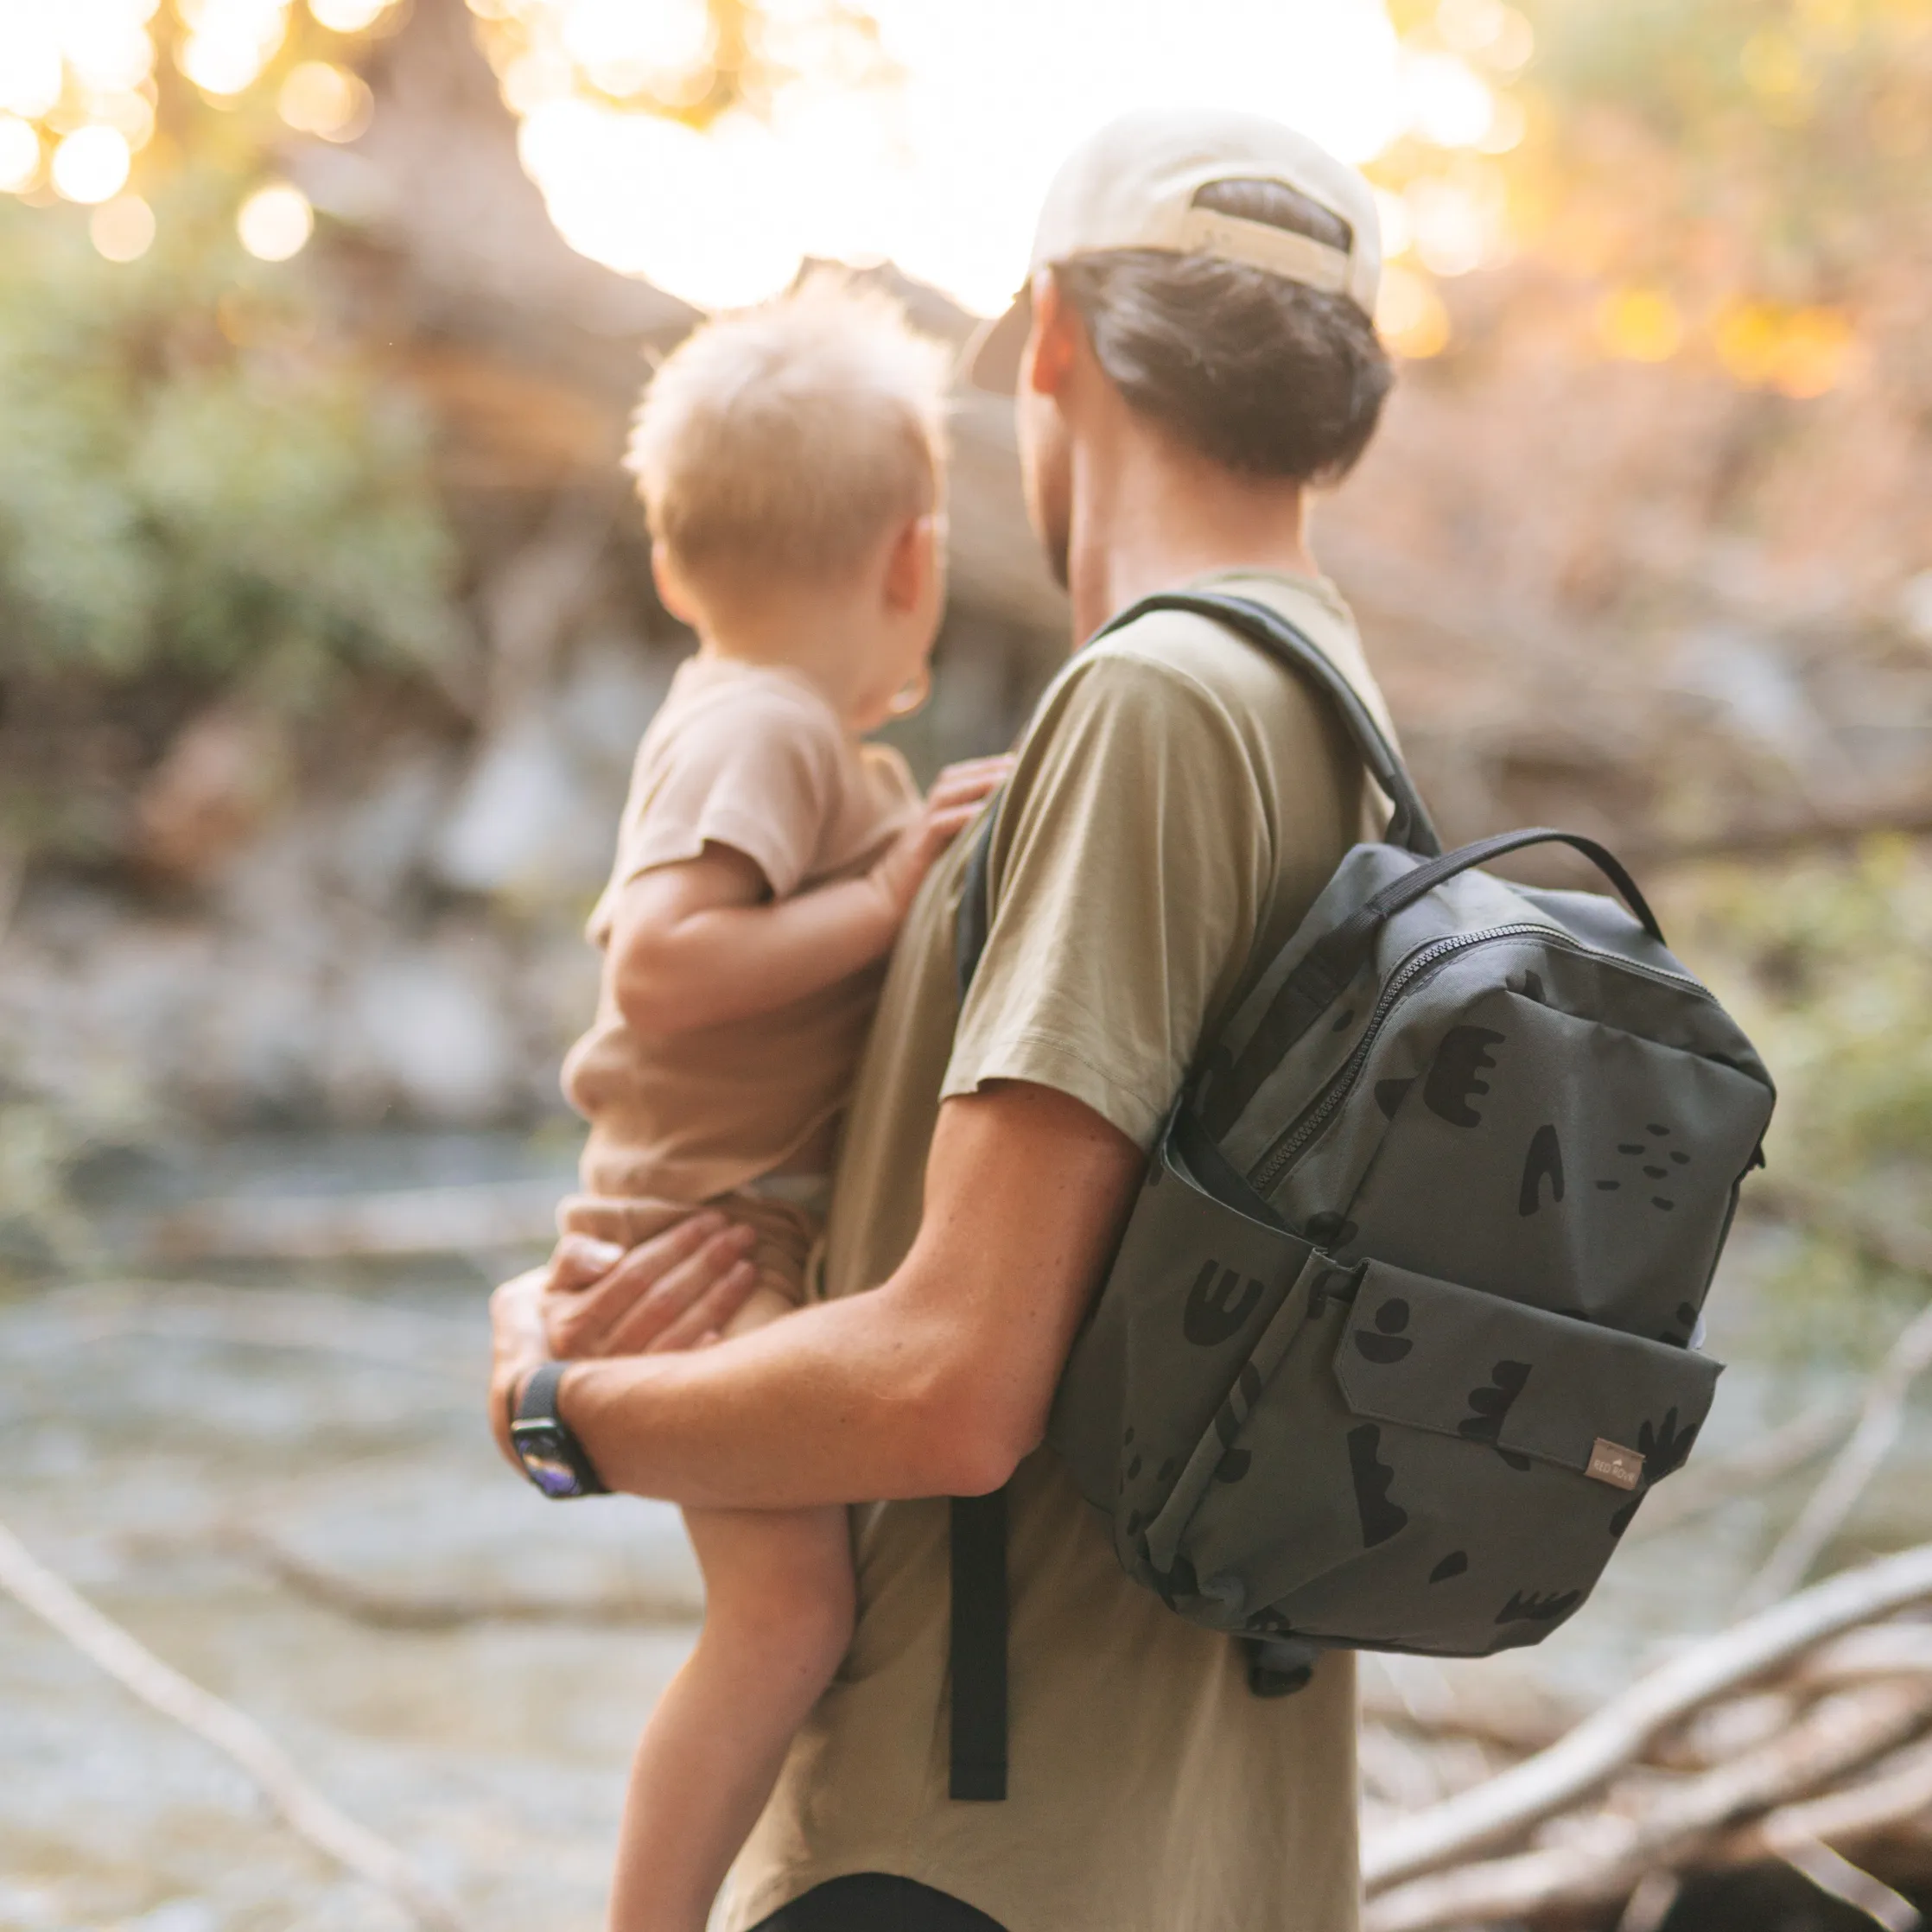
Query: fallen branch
1364,1681,1932,1932
1748,1733,1932,1859
1741,1299,1932,1612
1771,1833,1921,1932
1359,1676,1570,1756
0,1512,467,1931
1362,1542,1932,1894
241,1528,702,1631
1800,1623,1932,1691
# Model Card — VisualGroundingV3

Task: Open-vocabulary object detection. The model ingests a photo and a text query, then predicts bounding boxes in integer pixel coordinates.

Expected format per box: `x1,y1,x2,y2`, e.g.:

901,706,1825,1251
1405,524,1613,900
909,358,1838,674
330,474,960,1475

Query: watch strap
512,1360,608,1497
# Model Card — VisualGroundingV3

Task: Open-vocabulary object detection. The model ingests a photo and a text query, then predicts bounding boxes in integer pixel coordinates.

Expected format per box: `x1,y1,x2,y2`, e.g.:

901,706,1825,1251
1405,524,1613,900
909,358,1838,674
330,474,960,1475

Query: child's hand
868,755,1013,920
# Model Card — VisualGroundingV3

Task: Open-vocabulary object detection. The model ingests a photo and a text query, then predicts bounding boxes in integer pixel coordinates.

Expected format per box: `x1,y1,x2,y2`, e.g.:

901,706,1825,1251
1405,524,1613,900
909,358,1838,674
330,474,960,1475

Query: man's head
970,110,1393,586
627,272,951,725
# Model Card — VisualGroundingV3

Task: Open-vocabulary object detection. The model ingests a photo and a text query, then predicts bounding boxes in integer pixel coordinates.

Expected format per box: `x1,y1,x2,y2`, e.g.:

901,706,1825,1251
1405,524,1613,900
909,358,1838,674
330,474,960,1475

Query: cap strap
1174,206,1350,296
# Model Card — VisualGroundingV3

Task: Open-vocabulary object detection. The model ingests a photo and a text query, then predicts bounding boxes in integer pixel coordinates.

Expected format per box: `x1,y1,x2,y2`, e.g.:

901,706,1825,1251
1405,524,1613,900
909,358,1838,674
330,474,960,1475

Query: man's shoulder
1045,573,1379,742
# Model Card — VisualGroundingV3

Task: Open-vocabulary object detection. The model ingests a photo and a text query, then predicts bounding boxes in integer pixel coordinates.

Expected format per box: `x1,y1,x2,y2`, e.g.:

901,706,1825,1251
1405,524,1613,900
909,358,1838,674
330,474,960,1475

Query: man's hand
490,1219,763,1472
543,1217,760,1360
487,1264,551,1471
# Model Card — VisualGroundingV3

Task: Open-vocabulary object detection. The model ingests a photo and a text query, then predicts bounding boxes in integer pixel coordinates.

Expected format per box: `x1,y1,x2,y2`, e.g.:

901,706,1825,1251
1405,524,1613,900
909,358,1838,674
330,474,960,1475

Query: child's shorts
556,1176,827,1313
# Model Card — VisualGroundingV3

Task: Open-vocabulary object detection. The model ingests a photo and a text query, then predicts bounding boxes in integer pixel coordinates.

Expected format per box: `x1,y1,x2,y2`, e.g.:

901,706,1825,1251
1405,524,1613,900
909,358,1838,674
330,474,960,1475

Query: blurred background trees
0,0,1928,1301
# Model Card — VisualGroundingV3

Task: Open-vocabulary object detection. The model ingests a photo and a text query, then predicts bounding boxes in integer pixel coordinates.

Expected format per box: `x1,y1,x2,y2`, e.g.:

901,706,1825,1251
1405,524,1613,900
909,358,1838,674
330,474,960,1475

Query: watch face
512,1424,582,1498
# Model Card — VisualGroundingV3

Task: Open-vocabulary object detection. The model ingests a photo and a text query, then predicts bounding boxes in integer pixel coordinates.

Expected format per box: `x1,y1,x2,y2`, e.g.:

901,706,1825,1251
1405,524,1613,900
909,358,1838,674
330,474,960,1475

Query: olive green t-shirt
723,569,1393,1932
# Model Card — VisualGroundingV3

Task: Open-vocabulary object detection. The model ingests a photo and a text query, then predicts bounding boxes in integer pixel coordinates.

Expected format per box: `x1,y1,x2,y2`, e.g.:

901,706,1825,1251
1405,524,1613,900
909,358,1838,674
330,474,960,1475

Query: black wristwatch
509,1361,608,1498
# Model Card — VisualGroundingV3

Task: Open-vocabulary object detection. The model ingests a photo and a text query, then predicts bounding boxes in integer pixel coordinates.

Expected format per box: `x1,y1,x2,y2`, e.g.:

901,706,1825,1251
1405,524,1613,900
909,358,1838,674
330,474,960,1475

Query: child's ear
651,543,702,626
882,512,938,613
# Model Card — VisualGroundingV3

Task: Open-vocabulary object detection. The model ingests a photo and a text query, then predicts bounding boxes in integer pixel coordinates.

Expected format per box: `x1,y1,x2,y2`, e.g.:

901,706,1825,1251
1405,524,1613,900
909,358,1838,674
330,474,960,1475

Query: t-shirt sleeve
942,649,1273,1151
614,688,841,900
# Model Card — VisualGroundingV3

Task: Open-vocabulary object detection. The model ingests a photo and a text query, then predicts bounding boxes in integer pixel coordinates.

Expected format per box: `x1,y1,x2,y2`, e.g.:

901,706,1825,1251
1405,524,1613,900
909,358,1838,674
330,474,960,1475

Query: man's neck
1064,412,1318,645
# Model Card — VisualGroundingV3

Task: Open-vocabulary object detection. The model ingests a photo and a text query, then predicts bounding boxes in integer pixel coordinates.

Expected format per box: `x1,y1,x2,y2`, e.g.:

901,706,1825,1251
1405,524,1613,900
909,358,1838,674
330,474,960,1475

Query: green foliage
1515,0,1932,290
1656,843,1932,1348
0,179,457,690
1668,841,1932,1182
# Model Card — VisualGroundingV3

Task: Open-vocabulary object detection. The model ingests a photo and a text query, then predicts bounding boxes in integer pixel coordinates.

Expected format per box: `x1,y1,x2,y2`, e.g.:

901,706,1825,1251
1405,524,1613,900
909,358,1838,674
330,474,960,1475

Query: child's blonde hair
626,272,951,595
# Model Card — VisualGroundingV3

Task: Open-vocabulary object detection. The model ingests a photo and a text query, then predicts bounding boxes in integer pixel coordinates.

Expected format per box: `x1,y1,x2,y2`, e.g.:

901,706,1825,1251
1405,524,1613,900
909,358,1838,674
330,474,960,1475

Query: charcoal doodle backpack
943,590,1776,1802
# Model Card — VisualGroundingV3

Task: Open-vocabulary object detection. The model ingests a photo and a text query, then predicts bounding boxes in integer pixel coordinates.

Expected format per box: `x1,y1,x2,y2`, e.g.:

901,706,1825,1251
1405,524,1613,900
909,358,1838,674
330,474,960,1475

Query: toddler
555,275,1007,1932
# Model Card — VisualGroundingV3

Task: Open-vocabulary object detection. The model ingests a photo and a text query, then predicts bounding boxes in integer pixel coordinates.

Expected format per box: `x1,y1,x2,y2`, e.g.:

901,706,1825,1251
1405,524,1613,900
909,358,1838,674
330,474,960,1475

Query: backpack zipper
1246,924,1712,1198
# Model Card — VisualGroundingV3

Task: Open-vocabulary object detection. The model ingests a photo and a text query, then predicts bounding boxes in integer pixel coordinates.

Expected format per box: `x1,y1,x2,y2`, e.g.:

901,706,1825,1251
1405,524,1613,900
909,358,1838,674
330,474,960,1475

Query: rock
429,640,674,902
429,710,614,900
329,927,524,1126
133,704,292,887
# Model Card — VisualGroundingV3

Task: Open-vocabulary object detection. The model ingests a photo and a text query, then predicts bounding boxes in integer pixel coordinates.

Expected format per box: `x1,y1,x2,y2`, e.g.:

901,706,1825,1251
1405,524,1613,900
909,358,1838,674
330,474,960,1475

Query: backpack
944,590,1776,1802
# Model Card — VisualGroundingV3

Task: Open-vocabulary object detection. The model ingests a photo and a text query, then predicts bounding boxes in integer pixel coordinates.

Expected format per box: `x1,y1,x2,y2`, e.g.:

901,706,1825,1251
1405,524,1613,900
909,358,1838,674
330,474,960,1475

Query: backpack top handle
1279,826,1671,1032
1095,592,1444,861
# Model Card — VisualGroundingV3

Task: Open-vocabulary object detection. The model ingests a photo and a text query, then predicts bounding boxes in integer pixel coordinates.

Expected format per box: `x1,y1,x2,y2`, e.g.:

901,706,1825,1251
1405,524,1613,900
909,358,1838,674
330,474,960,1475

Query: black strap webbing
948,1489,1008,1800
944,588,1430,1803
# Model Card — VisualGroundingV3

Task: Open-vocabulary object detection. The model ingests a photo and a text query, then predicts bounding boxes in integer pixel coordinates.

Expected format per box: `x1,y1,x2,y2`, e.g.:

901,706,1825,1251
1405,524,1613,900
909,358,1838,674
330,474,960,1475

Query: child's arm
609,755,1010,1036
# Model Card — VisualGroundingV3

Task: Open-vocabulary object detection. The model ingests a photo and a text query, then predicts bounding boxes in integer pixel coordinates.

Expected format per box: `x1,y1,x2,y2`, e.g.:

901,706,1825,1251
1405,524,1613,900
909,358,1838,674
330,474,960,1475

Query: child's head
627,272,951,730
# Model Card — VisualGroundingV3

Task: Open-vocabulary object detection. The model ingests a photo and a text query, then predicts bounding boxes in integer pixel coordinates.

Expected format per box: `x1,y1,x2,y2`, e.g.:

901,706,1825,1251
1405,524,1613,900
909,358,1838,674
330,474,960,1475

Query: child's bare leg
609,1498,853,1932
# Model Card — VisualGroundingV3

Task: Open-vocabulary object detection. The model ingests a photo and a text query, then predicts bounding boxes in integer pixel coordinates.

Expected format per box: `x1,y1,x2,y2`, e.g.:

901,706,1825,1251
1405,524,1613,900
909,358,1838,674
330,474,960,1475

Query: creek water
3,1138,1929,1931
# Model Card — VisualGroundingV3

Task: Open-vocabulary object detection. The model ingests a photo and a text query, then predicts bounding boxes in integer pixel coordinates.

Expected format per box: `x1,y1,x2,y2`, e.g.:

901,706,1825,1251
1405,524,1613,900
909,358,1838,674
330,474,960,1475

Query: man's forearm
560,1280,984,1508
555,1084,1145,1511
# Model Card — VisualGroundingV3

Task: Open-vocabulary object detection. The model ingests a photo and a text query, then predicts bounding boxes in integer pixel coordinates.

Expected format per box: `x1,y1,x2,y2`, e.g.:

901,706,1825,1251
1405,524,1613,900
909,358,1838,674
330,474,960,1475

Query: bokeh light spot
0,22,64,120
1713,301,1859,398
1770,308,1858,399
238,180,315,259
51,124,133,204
1374,187,1412,259
94,89,159,153
91,192,156,261
279,60,373,140
1598,288,1684,364
60,11,156,93
1405,50,1495,148
178,0,291,99
0,114,40,193
561,0,712,98
1408,177,1492,277
308,0,396,31
1376,263,1452,358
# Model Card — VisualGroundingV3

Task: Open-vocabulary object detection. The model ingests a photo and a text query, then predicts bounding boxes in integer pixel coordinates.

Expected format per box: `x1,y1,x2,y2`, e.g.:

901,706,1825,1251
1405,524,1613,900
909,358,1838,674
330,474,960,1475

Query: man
493,107,1401,1931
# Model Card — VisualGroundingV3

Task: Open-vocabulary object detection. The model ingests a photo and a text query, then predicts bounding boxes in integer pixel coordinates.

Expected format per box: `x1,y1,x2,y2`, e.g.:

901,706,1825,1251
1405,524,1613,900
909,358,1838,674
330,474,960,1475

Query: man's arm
493,1082,1143,1507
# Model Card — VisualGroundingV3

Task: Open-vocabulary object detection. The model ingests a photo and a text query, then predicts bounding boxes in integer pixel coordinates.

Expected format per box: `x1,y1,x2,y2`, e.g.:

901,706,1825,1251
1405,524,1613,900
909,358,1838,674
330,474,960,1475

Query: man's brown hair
1052,178,1392,485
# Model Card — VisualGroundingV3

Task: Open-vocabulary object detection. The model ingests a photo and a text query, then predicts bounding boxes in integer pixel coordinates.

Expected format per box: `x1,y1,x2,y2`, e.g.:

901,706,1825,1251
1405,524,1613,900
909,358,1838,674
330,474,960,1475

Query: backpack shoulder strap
945,588,1435,1804
1098,590,1440,859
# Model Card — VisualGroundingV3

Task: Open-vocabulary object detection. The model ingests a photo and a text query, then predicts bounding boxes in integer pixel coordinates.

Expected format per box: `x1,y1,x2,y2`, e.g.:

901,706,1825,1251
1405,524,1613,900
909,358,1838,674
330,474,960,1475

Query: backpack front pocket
1155,1255,1723,1654
1050,1108,1319,1568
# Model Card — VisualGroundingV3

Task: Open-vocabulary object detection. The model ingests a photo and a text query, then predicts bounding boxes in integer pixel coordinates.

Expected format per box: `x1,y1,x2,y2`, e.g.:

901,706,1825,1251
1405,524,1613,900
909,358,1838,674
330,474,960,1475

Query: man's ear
882,512,938,613
1022,268,1079,399
651,543,701,626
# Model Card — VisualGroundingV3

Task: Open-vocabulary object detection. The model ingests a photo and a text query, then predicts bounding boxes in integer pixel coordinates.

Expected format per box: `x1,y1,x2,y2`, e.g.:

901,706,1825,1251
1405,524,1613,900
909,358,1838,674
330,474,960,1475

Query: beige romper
560,655,919,1301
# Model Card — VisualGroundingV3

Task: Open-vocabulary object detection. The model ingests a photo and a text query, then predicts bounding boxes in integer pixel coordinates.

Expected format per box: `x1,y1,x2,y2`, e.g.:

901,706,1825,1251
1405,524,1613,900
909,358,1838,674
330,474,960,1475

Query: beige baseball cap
967,106,1382,395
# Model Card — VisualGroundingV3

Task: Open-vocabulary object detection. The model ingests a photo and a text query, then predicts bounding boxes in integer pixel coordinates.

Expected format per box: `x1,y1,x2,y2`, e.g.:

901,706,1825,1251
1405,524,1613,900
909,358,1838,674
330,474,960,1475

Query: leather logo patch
1586,1438,1645,1491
